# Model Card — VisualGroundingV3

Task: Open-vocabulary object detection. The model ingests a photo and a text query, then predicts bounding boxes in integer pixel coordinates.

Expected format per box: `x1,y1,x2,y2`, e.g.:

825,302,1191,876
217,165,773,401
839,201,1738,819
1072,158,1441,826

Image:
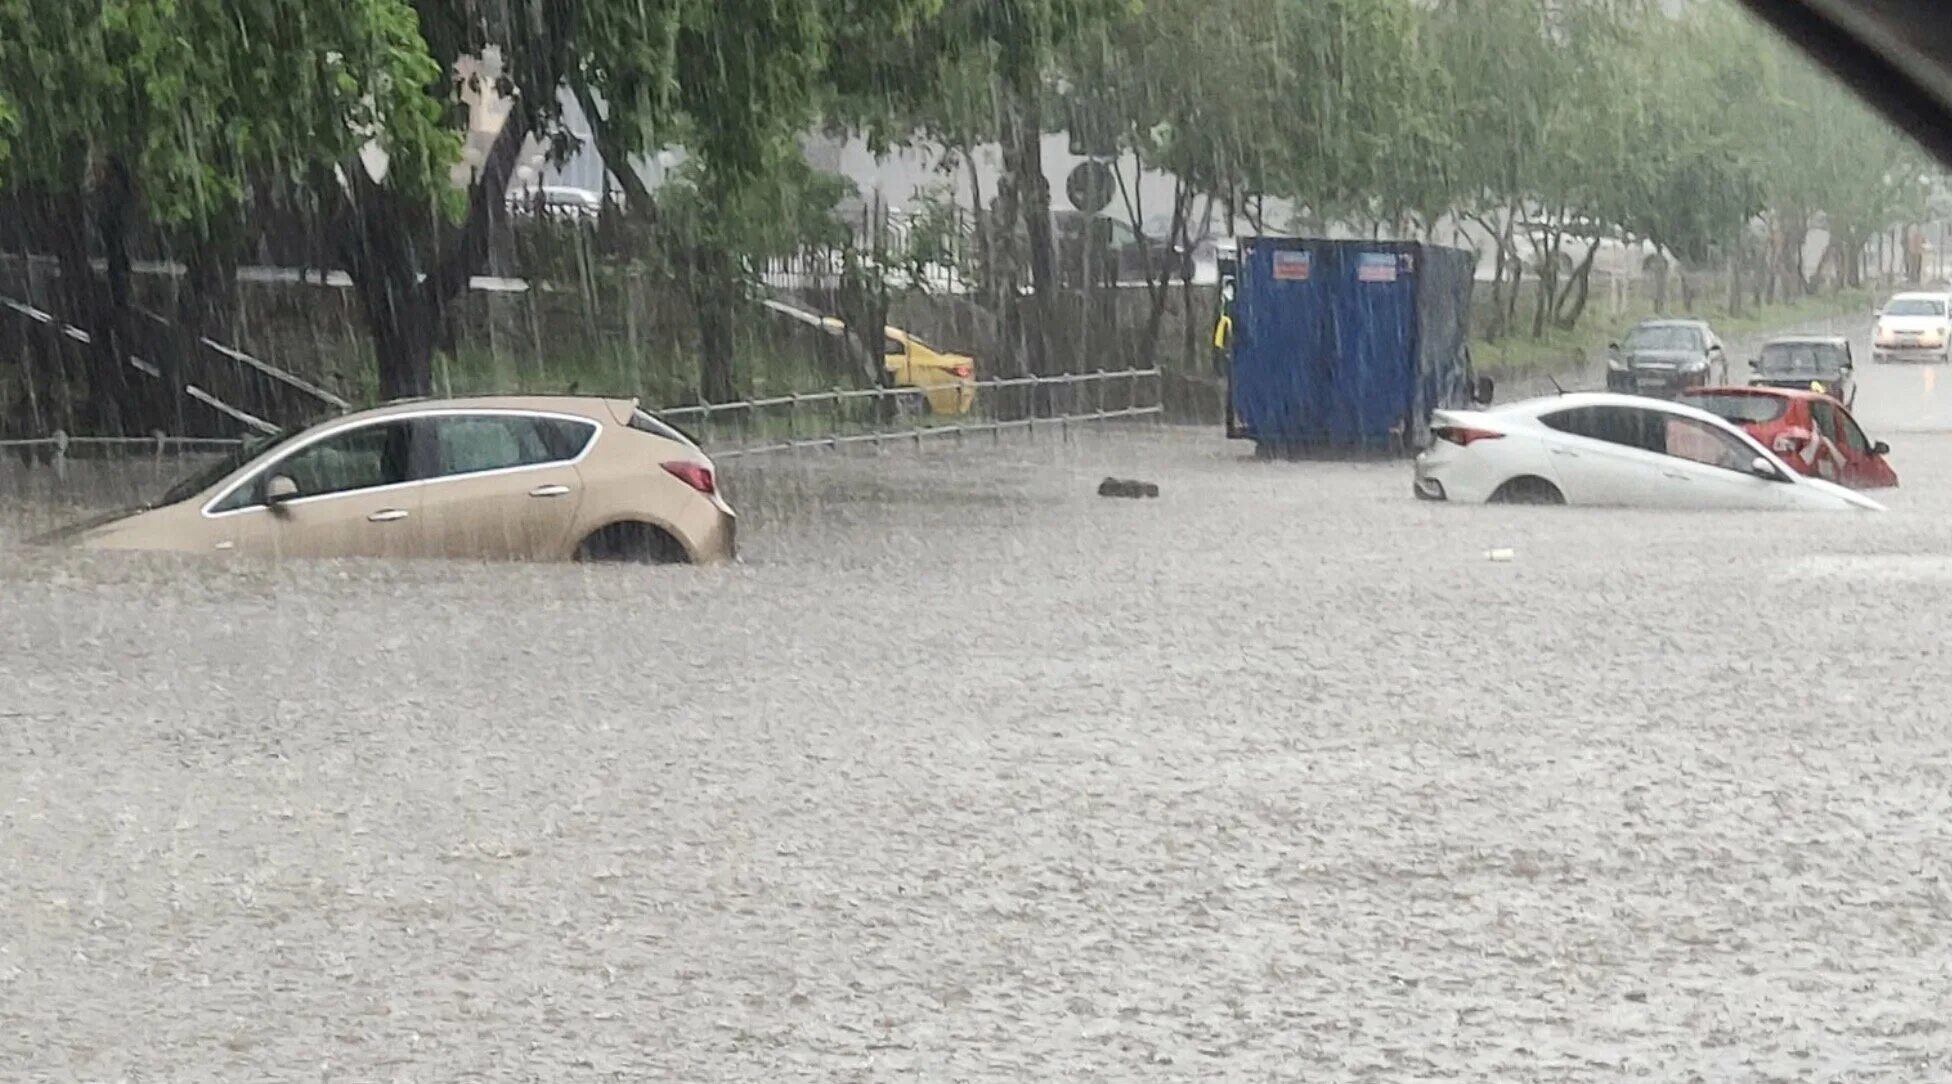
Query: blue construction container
1226,238,1478,453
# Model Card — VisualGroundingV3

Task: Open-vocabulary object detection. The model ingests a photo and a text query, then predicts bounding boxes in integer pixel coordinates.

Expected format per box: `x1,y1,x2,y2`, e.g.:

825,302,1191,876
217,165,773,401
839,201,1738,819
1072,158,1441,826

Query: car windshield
1757,342,1848,375
1624,325,1704,351
1684,392,1790,424
1884,298,1945,317
152,428,301,508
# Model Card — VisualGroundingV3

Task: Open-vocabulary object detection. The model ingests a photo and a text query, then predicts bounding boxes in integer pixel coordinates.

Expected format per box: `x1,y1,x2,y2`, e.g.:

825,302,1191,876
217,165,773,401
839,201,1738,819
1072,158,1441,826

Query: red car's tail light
661,460,716,495
948,364,972,379
1433,426,1504,446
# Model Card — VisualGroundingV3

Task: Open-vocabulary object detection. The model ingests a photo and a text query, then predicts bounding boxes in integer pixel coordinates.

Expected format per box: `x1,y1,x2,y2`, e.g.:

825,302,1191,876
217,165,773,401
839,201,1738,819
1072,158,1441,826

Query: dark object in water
1098,477,1160,499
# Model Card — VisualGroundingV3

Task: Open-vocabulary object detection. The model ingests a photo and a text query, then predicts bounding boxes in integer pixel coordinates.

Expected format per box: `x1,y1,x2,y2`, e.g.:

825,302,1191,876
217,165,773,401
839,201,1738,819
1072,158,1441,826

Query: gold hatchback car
46,396,736,564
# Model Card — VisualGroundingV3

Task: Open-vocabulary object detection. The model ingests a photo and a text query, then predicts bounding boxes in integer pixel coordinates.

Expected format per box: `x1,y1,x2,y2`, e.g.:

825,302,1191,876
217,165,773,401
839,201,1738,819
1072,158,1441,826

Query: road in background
6,316,1952,1078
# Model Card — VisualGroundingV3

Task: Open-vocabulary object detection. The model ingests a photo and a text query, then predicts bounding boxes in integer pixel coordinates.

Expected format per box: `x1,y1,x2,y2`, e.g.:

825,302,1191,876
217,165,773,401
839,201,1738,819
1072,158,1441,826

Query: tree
0,0,453,429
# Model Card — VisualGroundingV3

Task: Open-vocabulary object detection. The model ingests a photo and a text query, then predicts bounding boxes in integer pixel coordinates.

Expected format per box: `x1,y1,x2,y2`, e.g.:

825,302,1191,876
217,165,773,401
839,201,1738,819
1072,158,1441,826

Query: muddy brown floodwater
6,344,1952,1079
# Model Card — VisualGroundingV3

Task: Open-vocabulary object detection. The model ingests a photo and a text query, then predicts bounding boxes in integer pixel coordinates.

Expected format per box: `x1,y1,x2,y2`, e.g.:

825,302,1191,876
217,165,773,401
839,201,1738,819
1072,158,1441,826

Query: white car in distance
1872,292,1952,363
1413,392,1885,511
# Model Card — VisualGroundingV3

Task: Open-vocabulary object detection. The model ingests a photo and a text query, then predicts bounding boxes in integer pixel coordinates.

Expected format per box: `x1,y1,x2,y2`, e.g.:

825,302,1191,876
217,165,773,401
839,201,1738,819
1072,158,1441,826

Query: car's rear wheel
1489,476,1566,505
574,522,691,565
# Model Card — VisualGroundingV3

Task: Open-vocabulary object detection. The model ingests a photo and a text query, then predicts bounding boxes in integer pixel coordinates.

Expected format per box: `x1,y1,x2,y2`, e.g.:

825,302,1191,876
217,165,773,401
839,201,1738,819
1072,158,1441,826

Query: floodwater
6,321,1952,1079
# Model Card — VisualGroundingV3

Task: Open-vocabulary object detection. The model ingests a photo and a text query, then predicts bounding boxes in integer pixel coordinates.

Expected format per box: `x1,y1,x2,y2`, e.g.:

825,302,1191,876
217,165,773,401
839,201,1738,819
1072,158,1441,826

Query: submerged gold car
46,396,736,564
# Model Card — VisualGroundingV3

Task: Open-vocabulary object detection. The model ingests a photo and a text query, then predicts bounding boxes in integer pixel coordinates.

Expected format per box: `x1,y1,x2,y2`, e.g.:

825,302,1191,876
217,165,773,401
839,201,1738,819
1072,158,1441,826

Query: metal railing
0,367,1163,471
657,367,1162,458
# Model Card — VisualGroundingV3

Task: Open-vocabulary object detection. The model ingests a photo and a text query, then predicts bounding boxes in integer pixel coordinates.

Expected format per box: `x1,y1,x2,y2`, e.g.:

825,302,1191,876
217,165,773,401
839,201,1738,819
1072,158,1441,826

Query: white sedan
1413,392,1885,511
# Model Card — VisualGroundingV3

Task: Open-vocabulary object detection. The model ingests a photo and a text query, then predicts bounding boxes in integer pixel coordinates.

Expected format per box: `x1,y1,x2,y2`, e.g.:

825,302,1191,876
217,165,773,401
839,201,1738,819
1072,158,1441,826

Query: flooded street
6,323,1952,1080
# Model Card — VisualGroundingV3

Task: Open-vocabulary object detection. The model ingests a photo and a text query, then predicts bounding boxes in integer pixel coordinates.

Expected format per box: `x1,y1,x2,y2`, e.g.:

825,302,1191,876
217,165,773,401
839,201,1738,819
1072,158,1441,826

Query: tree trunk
1727,231,1745,319
1531,223,1563,340
1553,237,1603,330
340,111,529,403
998,71,1055,377
686,242,741,405
1122,168,1189,369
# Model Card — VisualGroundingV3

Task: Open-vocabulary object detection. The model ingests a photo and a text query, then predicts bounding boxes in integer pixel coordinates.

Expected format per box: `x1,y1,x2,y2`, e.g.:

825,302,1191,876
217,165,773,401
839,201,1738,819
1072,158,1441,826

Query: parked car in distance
1606,319,1728,397
1747,335,1856,407
1872,292,1952,363
760,299,977,415
41,397,736,563
505,185,604,219
1681,386,1897,489
1413,392,1885,511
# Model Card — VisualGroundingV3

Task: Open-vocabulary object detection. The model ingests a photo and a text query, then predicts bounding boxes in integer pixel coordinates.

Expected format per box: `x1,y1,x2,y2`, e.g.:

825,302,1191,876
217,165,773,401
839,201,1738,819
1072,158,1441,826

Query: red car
1680,387,1898,489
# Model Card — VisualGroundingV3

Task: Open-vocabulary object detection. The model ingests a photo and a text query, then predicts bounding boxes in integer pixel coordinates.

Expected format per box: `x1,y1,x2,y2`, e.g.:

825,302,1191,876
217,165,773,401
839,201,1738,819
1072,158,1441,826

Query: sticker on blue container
1357,253,1398,283
1272,250,1312,281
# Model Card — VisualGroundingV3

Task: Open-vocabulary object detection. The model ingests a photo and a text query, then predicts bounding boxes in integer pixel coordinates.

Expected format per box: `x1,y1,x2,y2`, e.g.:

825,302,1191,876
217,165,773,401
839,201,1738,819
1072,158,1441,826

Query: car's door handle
1662,471,1691,481
1550,447,1578,457
529,484,571,498
367,508,411,522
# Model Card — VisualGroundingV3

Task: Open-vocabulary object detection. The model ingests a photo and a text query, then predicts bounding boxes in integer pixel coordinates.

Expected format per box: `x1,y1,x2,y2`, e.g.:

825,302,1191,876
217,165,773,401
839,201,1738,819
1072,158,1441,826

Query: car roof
331,395,629,425
1761,334,1849,347
1683,384,1834,404
1497,391,1740,425
1631,318,1710,328
1888,291,1951,300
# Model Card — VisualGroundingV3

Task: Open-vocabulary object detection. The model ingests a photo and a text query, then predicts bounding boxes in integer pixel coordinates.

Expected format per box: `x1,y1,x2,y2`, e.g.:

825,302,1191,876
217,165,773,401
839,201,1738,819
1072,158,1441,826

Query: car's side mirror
1748,359,1759,369
265,474,300,508
1874,440,1892,456
1472,376,1495,406
1750,456,1784,481
1607,341,1621,352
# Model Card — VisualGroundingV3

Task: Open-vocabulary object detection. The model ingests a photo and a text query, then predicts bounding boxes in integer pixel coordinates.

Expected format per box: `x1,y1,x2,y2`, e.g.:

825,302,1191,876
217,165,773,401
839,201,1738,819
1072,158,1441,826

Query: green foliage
0,0,457,224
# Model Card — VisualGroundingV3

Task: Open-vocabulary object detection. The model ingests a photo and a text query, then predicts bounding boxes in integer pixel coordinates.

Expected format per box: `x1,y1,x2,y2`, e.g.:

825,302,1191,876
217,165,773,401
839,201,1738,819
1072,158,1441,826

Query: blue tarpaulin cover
1229,238,1475,451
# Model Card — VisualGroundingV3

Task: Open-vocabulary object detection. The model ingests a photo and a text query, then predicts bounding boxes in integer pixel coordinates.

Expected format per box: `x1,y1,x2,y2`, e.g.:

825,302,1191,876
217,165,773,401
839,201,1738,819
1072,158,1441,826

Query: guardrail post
1027,373,1040,437
701,401,714,448
1095,367,1107,419
789,393,802,456
51,429,69,481
831,386,844,444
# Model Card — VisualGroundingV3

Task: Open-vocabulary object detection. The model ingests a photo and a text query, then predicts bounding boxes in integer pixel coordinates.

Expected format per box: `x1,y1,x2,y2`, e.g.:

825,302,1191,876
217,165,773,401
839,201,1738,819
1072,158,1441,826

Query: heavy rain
5,0,1952,1078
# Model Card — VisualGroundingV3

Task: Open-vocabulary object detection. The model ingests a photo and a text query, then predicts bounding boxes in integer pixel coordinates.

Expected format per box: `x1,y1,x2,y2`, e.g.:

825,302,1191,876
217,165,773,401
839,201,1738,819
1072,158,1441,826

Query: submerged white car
1413,392,1885,511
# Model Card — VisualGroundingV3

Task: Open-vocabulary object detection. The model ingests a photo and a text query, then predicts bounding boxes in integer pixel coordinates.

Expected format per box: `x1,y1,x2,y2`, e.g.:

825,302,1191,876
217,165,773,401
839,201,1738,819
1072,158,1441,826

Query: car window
1662,417,1756,472
1540,406,1662,453
629,408,699,448
1757,342,1848,374
423,414,595,479
1624,325,1704,351
1807,399,1835,437
1884,297,1946,317
1682,393,1787,424
213,421,413,511
1836,409,1873,455
883,337,906,356
162,428,301,508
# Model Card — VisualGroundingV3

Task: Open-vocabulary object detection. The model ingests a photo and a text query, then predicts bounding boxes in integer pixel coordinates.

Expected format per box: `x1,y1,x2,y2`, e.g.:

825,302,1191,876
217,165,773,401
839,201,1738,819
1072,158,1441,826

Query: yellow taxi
763,299,977,416
881,326,976,415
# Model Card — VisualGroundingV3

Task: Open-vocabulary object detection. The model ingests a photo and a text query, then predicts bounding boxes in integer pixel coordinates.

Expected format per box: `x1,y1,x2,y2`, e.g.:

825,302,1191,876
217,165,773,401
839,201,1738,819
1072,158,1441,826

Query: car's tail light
1433,426,1503,447
948,364,972,379
662,460,716,495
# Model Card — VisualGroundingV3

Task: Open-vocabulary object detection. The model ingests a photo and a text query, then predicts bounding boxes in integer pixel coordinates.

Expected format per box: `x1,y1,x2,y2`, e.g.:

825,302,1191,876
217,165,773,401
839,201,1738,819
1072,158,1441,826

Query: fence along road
0,368,1165,472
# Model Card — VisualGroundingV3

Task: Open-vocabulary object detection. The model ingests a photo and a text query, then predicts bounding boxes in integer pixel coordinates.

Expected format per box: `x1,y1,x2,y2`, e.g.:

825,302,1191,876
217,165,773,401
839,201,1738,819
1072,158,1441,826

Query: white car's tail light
661,460,717,495
1432,426,1504,447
